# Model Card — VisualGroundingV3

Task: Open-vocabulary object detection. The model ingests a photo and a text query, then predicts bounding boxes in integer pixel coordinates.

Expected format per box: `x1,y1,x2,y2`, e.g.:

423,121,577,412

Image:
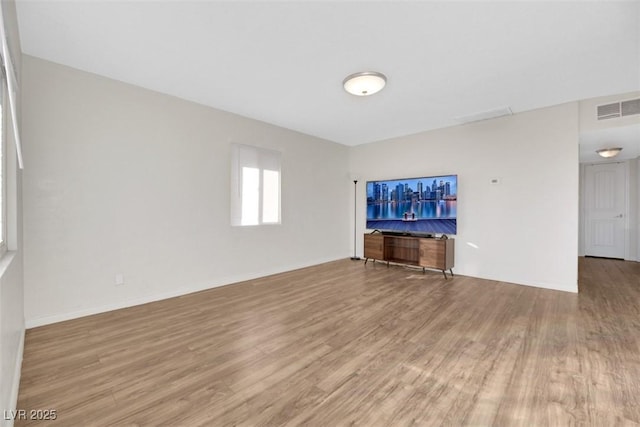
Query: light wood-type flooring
16,257,640,426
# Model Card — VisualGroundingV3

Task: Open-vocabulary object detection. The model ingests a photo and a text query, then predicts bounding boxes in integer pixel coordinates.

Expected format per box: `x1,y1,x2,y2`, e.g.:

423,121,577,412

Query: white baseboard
454,270,579,294
26,256,344,328
26,283,222,328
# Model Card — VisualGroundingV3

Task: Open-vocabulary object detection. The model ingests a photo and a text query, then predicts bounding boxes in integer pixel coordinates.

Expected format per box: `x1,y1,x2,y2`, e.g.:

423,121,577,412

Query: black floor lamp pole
351,179,360,260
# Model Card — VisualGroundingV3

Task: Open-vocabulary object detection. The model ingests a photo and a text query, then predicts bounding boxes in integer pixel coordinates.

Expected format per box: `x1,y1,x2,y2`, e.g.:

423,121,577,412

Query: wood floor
16,257,640,426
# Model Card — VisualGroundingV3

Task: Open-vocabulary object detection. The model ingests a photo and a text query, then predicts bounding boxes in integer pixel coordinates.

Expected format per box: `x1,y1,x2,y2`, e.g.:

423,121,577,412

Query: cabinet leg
442,270,447,279
449,268,454,277
364,258,368,265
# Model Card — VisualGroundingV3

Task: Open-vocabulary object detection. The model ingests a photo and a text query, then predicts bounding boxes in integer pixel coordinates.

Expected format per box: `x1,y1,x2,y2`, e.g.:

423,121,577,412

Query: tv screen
366,175,457,235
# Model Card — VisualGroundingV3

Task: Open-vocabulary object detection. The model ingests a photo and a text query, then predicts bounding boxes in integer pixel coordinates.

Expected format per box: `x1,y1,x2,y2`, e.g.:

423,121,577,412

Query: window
231,143,281,226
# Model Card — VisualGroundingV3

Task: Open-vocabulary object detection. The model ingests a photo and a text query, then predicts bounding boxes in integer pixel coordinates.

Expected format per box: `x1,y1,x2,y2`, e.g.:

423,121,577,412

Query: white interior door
584,162,626,259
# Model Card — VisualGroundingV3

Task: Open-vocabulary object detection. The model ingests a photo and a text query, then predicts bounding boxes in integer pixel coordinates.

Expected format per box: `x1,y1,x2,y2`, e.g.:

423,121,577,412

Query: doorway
583,162,626,259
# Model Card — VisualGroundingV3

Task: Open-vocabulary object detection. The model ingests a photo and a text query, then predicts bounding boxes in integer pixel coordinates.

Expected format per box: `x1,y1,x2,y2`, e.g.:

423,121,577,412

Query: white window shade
231,143,281,226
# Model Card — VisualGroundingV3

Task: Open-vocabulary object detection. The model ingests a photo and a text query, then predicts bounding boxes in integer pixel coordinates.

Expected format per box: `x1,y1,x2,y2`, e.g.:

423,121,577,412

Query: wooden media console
364,233,455,278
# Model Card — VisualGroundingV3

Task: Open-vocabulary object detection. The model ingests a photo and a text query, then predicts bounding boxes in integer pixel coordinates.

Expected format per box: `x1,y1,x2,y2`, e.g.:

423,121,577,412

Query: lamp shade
596,147,623,158
343,71,386,96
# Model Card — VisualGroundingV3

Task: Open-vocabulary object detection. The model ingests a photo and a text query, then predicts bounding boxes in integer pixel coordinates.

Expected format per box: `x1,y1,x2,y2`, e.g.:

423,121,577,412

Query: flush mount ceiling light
343,71,387,96
596,147,623,158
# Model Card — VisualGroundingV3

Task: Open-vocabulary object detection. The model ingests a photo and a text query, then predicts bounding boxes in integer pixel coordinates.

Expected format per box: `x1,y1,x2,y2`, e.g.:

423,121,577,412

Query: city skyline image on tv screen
366,175,457,235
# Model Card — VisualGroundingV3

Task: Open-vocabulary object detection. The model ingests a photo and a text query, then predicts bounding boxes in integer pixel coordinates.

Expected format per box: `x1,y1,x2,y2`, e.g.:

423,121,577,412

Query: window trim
0,61,7,257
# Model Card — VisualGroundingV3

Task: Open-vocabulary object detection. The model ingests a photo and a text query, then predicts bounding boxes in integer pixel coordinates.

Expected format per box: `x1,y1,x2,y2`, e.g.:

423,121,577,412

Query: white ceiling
15,1,640,146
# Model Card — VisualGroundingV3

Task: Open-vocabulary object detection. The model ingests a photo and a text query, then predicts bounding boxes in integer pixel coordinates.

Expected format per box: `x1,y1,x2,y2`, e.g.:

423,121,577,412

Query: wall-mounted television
366,175,457,235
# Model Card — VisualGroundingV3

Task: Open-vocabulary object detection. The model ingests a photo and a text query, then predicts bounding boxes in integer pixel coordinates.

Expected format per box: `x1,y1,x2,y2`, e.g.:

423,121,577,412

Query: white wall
578,163,585,258
0,254,24,426
0,0,24,423
22,56,350,327
350,103,580,292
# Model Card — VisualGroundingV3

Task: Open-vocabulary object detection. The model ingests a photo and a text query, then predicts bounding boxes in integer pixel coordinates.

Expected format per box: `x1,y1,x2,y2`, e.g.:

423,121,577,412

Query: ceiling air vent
597,98,640,120
454,106,513,125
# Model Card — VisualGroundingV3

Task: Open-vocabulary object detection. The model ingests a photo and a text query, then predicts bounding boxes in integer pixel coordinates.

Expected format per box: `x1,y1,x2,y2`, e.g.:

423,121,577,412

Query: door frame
579,160,633,260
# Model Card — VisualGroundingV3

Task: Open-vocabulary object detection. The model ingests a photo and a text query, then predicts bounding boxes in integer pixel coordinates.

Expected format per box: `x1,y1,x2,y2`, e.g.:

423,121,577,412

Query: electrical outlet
115,273,125,286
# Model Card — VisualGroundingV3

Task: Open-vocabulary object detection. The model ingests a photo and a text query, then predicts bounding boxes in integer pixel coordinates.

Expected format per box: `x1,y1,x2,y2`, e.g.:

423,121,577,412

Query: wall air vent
597,98,640,120
621,98,640,117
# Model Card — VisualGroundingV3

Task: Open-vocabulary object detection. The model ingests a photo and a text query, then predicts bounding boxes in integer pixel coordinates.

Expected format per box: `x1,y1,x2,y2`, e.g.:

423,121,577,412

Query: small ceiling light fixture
343,71,387,96
596,147,623,158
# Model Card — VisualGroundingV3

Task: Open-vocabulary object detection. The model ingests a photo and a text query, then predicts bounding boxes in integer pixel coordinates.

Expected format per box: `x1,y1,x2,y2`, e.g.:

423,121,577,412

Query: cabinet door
364,234,384,260
419,239,455,270
418,239,445,269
